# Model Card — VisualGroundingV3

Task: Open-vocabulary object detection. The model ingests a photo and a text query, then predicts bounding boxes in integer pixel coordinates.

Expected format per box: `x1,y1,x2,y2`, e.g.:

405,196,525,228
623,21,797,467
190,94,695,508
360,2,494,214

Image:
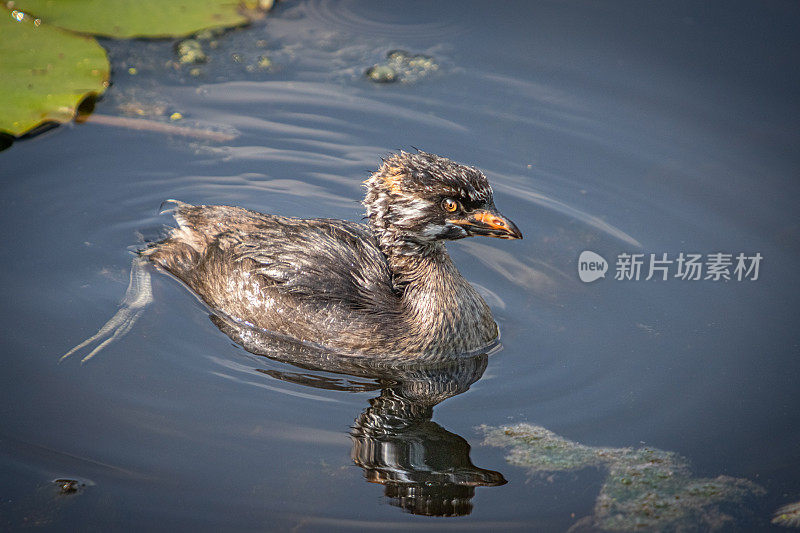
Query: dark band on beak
448,209,523,239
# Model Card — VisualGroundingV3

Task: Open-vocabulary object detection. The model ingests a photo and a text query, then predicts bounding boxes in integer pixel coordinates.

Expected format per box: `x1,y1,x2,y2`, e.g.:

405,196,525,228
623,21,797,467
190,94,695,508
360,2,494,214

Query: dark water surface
2,1,799,530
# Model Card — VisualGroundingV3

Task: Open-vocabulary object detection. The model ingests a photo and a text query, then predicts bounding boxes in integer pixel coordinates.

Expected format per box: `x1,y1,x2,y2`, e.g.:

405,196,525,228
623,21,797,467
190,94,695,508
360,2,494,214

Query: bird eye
442,198,459,213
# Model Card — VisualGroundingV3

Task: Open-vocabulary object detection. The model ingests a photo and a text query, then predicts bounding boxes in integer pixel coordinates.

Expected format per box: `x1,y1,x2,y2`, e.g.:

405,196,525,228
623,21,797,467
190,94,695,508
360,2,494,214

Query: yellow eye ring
442,198,459,212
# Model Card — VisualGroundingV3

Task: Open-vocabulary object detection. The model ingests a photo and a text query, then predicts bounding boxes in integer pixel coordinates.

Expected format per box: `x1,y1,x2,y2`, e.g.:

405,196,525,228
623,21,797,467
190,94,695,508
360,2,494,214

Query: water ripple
296,0,464,40
209,356,341,403
493,180,642,247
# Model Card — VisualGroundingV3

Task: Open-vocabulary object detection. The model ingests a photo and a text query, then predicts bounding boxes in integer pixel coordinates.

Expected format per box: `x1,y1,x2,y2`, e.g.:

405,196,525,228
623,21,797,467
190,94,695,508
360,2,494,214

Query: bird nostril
476,212,507,229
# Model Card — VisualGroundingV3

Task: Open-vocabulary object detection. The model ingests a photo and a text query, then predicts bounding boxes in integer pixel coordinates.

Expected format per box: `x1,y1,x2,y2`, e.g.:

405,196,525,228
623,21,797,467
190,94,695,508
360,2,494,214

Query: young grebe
145,151,521,360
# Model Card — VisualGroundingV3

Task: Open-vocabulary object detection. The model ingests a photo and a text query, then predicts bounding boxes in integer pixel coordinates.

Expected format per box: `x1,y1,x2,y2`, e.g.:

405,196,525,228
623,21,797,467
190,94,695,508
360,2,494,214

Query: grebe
145,151,520,360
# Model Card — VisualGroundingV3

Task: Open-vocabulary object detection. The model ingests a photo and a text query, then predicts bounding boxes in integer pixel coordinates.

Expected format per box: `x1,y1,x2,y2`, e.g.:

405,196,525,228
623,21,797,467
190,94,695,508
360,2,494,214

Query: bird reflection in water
211,313,507,517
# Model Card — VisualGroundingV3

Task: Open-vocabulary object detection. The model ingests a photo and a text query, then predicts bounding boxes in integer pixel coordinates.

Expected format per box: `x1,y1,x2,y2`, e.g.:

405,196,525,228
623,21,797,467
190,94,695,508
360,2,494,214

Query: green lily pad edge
10,0,257,40
0,9,109,141
1,1,273,146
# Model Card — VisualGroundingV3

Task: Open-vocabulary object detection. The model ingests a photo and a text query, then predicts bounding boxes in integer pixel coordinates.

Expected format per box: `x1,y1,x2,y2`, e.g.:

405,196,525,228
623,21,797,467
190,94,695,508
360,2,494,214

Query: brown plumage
145,151,521,361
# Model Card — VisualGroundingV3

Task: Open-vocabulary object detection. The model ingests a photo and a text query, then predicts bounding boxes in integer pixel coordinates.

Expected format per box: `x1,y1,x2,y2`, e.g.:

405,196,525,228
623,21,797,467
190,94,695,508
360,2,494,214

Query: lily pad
0,9,109,137
11,0,255,39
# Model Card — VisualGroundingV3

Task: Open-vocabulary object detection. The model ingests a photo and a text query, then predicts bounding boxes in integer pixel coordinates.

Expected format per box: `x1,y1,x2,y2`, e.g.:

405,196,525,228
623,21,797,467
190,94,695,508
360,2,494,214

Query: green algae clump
773,501,800,529
366,50,439,84
480,423,765,531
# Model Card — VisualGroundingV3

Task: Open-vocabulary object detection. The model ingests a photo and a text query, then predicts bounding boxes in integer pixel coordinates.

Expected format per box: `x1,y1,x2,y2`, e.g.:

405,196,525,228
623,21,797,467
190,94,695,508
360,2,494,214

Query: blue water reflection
1,0,798,530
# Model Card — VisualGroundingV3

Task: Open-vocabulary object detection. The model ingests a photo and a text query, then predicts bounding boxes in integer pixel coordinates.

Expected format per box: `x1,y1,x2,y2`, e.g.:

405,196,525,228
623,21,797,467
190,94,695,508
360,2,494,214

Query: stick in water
88,114,238,143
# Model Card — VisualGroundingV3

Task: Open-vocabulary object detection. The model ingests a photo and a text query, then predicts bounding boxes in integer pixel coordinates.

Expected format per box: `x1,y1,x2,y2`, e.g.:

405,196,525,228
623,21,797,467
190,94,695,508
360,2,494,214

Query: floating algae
480,423,764,532
0,477,97,529
365,49,439,84
365,64,397,83
774,501,800,528
175,39,208,64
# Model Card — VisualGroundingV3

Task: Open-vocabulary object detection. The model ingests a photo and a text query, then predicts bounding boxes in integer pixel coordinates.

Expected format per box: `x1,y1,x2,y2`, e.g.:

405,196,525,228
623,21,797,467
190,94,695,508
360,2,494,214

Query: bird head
363,151,522,251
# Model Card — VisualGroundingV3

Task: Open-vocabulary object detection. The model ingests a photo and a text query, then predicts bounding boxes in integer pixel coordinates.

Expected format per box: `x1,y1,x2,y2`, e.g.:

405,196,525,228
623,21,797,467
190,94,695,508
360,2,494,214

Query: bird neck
381,238,449,290
376,236,498,355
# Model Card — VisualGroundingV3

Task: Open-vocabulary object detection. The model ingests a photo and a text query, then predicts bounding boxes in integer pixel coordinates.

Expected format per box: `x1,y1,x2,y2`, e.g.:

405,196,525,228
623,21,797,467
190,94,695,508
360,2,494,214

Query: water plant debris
480,423,765,531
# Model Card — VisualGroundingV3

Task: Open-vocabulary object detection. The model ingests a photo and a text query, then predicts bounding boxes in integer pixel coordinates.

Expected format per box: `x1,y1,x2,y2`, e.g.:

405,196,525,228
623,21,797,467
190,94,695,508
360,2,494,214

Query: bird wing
147,203,400,315
224,216,399,312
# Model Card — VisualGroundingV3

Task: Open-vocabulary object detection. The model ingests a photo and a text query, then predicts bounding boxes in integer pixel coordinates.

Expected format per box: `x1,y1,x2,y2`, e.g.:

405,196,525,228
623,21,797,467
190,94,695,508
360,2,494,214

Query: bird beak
448,209,523,240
